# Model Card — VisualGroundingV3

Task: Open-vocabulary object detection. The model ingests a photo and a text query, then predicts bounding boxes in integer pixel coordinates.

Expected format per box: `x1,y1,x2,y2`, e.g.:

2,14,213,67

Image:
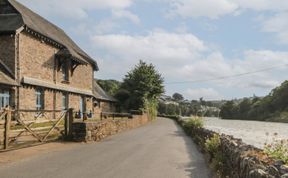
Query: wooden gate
0,108,73,150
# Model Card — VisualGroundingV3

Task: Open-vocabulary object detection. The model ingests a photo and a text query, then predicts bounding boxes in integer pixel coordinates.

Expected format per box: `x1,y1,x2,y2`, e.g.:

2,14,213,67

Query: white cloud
261,12,288,44
19,0,134,19
233,0,288,11
168,0,288,19
178,50,288,89
186,88,223,100
112,10,140,24
169,0,238,19
91,29,288,96
92,31,207,63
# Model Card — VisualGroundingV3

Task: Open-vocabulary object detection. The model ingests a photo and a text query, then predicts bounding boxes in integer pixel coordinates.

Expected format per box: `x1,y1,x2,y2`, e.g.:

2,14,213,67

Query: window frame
0,89,10,109
62,93,69,110
61,62,69,82
35,88,44,110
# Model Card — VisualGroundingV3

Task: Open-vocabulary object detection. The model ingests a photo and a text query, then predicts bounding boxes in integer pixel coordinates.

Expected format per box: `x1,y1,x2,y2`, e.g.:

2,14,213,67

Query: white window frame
35,88,44,110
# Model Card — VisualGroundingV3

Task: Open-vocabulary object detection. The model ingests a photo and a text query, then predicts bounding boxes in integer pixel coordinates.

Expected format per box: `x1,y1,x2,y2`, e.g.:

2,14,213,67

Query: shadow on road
169,119,213,178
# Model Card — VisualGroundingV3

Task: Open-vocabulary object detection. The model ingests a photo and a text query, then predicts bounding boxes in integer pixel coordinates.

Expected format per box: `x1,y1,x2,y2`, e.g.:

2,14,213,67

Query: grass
204,134,224,175
183,116,204,129
264,138,288,165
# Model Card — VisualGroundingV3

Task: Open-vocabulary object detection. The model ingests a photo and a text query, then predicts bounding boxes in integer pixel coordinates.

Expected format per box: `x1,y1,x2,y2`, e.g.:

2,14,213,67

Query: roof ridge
4,0,98,70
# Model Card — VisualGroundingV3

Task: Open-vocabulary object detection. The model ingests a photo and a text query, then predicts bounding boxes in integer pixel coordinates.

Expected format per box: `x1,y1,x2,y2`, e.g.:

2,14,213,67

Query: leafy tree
97,79,121,96
172,93,184,101
219,101,235,119
118,60,164,113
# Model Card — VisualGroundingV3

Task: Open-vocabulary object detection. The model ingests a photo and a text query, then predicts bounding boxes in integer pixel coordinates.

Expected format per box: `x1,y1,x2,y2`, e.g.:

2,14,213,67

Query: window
0,90,10,109
62,93,68,110
61,63,69,81
35,88,44,110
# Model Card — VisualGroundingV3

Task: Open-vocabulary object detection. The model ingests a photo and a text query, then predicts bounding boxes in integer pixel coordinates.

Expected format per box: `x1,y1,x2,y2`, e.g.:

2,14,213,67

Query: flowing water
203,117,288,149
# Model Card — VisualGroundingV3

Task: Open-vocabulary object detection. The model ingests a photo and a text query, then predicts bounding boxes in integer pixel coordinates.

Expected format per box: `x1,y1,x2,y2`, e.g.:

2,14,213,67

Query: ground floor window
35,88,44,110
0,89,10,109
62,93,69,110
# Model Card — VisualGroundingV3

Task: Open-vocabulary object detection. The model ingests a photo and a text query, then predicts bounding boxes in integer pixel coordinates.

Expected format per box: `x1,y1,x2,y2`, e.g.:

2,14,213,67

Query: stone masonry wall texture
177,118,288,178
16,32,94,112
72,114,150,142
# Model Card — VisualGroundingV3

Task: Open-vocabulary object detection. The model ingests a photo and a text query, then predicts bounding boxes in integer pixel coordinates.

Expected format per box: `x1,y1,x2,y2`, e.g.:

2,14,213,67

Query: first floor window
35,88,44,110
0,90,10,109
61,63,69,82
62,93,68,110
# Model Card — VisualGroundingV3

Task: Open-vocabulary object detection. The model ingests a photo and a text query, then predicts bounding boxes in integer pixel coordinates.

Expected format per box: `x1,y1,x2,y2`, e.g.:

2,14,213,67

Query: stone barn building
0,0,115,119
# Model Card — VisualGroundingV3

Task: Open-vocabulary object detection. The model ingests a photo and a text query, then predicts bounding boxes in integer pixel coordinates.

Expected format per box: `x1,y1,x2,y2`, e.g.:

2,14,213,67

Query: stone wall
176,119,288,178
72,114,149,142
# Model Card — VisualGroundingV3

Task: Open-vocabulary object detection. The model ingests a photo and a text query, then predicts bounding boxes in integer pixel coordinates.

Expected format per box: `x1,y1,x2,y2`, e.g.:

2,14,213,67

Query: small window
61,63,69,81
0,90,10,109
62,93,68,110
35,88,44,110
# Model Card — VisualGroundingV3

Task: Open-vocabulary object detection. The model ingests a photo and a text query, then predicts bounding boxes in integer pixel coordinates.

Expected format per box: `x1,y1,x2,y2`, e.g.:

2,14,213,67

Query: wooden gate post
4,109,11,150
65,108,74,138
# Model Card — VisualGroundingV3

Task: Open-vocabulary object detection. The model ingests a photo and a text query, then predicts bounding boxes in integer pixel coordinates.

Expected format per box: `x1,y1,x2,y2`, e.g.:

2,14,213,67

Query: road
204,117,288,148
0,118,211,178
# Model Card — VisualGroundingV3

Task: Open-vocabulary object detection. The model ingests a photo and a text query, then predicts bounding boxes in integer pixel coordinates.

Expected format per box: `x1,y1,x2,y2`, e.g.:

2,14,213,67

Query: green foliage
264,139,288,165
158,97,221,117
219,101,235,119
205,134,224,174
118,60,164,112
183,117,204,130
219,80,288,122
172,93,184,101
205,134,221,154
97,79,121,96
145,99,158,120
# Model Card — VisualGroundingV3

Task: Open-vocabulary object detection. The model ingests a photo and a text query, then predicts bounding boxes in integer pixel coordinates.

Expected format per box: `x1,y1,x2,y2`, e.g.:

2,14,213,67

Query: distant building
159,95,179,106
0,0,115,118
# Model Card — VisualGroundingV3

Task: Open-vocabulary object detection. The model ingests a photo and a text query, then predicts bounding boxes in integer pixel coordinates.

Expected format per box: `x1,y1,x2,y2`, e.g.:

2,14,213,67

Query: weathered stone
72,114,150,142
280,165,288,175
281,173,288,178
249,169,269,178
267,165,280,177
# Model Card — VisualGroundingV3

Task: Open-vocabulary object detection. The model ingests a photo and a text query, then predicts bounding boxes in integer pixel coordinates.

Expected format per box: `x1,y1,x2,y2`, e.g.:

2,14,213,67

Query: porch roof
0,71,18,86
22,77,93,96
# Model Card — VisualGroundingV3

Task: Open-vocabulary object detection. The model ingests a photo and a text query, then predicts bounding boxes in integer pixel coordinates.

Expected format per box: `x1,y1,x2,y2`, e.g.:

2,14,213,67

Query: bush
205,134,224,175
183,117,204,129
205,134,221,155
264,138,288,165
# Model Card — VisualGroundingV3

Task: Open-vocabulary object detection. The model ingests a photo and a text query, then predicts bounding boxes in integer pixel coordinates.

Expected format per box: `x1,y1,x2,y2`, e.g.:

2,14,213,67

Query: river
203,117,288,149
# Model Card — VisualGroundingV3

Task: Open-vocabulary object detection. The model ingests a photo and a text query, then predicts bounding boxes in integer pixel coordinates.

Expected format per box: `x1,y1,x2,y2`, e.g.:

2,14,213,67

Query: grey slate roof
93,80,117,102
0,0,98,70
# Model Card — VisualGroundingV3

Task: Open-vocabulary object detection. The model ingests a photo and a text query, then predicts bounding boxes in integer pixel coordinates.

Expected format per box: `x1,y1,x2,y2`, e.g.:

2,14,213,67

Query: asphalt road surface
0,118,211,178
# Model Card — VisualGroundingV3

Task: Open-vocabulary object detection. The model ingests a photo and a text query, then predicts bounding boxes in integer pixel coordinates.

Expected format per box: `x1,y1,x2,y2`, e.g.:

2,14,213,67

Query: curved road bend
0,118,211,178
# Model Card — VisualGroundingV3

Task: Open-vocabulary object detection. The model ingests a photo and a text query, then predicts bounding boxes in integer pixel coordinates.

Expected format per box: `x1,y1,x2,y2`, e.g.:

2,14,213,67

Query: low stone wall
72,114,149,142
176,119,288,178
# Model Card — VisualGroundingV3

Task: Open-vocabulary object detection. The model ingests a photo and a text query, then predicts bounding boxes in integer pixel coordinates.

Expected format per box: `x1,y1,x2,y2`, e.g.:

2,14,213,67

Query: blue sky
19,0,288,100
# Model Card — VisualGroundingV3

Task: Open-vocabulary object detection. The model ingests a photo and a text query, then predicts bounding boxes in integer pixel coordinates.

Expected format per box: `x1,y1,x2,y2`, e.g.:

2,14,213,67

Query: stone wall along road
204,117,288,148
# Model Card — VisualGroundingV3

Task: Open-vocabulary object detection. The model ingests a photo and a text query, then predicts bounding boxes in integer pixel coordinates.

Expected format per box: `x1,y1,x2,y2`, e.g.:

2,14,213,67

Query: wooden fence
0,108,73,151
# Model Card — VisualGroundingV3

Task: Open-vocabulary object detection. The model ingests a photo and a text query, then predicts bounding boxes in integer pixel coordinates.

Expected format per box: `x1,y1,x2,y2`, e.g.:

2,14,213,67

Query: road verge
168,116,288,178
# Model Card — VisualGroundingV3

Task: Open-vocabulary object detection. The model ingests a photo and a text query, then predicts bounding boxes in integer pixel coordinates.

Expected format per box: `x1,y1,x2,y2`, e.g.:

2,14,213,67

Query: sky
18,0,288,101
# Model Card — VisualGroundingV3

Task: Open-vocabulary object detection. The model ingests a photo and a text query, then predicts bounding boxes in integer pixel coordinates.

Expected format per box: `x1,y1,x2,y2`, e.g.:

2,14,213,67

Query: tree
97,79,121,96
172,93,184,101
219,101,235,119
118,60,164,113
